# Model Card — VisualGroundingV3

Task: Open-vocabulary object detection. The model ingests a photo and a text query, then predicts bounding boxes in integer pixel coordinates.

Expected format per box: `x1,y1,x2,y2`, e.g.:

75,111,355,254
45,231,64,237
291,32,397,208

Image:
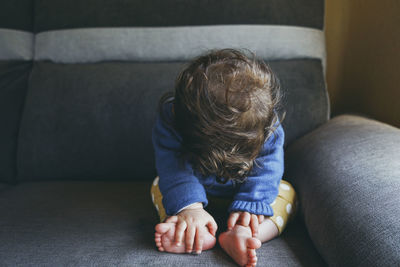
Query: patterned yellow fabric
268,179,298,234
150,176,298,235
150,177,168,222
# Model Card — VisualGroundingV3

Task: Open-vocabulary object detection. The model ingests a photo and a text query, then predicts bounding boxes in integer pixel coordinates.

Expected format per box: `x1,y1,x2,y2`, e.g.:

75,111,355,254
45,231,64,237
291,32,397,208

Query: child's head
165,48,283,183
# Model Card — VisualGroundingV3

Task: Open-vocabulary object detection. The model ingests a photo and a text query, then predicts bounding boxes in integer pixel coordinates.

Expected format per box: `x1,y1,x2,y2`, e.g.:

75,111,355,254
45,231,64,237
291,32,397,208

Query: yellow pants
150,176,298,235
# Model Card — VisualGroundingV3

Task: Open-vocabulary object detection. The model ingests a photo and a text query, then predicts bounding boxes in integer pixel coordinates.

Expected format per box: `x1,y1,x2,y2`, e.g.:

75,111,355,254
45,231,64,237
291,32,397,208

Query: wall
325,0,400,127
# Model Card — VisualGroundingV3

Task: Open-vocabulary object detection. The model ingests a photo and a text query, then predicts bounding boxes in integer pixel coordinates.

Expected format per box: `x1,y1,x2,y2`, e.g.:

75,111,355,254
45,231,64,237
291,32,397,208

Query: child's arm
228,123,285,236
152,102,209,216
152,102,218,251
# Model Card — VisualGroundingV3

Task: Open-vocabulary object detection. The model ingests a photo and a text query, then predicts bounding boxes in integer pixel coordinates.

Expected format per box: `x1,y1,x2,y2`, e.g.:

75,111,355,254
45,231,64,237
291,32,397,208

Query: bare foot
154,222,216,254
257,218,279,243
219,225,261,267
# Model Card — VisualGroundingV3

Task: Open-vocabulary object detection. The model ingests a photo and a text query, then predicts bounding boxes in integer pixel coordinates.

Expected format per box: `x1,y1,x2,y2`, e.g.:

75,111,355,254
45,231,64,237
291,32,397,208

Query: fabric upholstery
0,1,334,266
0,0,33,182
33,0,324,33
0,181,325,266
0,183,12,193
34,26,325,65
0,61,32,182
0,0,33,31
17,59,327,181
285,115,400,266
0,29,33,61
1,0,328,184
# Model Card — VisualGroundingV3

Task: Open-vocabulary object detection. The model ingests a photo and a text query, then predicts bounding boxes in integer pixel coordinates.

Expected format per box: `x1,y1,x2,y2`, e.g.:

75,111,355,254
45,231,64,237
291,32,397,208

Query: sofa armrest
285,115,400,266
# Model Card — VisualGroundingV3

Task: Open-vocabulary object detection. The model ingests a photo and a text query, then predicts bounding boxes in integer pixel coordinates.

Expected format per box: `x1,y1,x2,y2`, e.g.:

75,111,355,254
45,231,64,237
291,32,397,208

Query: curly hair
158,48,284,184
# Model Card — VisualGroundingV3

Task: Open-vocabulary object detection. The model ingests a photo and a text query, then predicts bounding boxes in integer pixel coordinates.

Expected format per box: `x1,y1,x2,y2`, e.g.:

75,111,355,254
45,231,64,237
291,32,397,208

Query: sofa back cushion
0,0,33,182
14,0,328,181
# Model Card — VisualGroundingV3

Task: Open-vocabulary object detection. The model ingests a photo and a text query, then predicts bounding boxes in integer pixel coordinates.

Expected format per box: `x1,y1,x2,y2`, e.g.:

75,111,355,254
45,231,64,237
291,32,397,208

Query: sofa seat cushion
0,181,325,266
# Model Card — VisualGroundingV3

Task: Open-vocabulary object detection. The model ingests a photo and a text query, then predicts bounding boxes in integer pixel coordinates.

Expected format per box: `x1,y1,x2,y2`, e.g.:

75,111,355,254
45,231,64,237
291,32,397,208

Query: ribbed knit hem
228,200,274,216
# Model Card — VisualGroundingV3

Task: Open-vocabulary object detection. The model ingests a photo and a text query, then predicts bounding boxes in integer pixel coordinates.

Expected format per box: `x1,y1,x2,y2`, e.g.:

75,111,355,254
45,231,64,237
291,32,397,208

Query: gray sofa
1,0,399,266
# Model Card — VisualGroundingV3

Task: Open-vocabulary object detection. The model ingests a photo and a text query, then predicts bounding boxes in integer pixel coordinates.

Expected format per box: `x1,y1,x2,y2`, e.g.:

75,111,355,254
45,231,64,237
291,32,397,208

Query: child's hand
165,203,218,254
227,211,264,237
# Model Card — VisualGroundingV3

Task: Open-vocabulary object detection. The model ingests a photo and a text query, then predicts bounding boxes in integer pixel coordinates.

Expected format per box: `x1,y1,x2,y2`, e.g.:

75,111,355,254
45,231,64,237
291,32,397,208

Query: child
150,48,297,267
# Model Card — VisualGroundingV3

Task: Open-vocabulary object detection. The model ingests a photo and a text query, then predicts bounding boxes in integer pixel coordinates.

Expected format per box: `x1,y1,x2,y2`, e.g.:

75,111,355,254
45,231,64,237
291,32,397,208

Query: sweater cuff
228,200,274,216
162,182,208,216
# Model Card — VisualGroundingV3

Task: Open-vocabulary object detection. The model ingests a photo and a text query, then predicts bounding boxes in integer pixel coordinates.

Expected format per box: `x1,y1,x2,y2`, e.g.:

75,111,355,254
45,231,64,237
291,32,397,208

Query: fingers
227,212,265,237
250,214,259,237
185,225,196,253
227,212,240,230
165,215,178,223
207,219,218,236
239,212,251,227
174,220,187,246
195,228,204,254
183,225,207,254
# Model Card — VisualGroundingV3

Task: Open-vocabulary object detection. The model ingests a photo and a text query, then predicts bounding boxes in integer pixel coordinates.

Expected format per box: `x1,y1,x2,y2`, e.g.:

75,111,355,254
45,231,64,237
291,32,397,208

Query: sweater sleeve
228,123,285,216
152,103,208,216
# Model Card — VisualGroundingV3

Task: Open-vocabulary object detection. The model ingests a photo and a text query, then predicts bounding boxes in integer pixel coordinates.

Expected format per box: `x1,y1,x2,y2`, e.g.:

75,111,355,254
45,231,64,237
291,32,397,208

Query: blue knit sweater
152,101,285,216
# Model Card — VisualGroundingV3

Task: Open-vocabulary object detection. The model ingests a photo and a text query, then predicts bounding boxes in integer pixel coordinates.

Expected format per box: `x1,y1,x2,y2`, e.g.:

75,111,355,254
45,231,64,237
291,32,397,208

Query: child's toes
246,237,261,249
155,232,165,251
155,233,162,244
155,223,172,234
155,239,162,246
248,248,256,257
247,248,257,265
155,241,163,249
155,240,164,250
155,232,162,241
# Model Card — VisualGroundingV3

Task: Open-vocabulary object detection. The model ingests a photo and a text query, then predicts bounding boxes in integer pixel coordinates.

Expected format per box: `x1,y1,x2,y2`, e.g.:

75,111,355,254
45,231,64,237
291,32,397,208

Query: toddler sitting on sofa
150,48,297,267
